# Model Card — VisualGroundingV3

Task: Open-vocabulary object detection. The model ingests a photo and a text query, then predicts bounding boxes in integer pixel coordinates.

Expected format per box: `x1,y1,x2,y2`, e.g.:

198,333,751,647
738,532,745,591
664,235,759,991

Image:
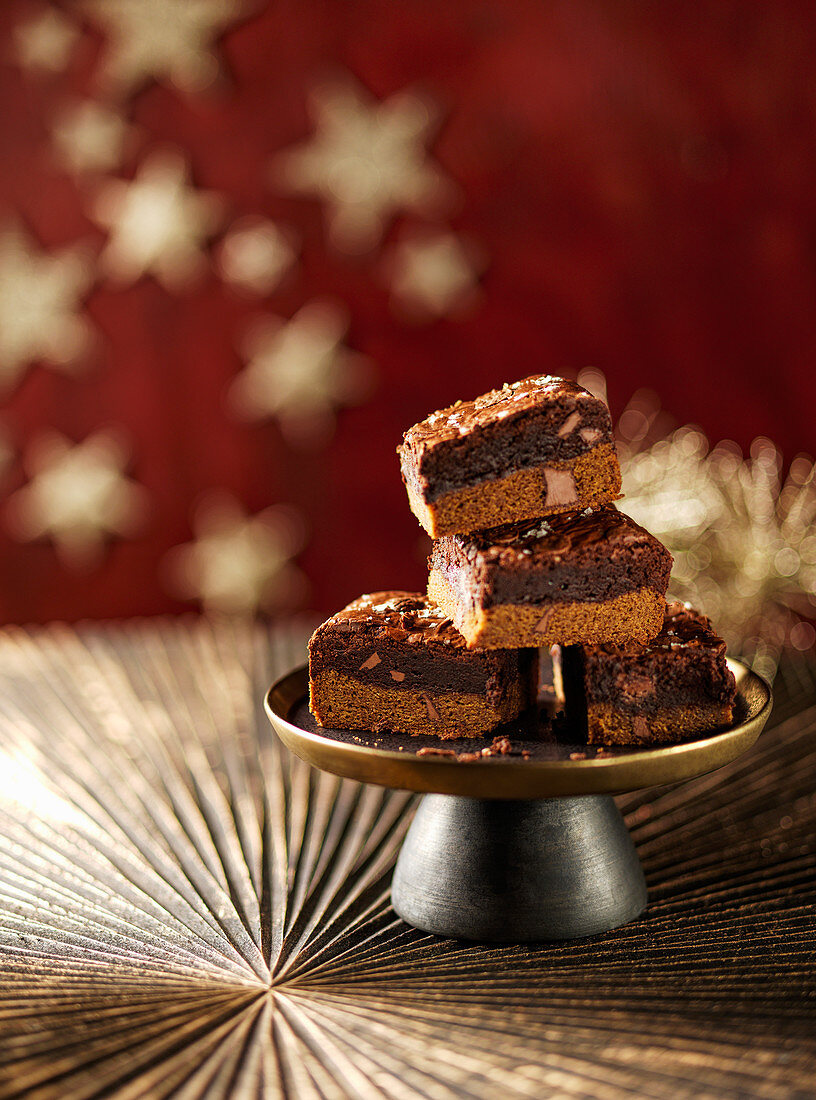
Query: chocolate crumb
416,746,456,757
569,751,587,760
389,670,406,682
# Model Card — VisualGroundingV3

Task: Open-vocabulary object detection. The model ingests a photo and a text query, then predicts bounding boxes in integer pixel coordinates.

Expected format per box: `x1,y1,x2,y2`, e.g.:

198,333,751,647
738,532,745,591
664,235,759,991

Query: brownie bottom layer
587,702,734,745
406,443,621,538
310,670,527,738
428,569,665,649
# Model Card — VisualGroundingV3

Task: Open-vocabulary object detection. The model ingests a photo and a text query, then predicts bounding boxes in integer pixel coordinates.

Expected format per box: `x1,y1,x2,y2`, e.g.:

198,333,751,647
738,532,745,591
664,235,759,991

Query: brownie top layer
398,375,615,497
318,591,467,649
431,506,673,606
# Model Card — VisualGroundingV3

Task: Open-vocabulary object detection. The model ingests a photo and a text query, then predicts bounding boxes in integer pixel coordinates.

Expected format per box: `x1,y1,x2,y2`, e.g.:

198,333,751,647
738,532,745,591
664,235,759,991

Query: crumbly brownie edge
309,670,529,737
582,653,737,712
405,443,622,538
586,701,734,745
428,569,666,649
309,626,522,702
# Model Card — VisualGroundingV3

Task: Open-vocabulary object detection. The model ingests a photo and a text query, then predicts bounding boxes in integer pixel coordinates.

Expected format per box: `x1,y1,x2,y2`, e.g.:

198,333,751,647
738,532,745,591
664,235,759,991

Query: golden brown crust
309,670,527,738
586,702,734,745
428,568,665,649
404,443,622,538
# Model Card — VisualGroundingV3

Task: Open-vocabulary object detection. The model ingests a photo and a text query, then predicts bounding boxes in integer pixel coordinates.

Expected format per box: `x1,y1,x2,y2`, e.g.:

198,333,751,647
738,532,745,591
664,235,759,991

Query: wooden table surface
0,619,813,1099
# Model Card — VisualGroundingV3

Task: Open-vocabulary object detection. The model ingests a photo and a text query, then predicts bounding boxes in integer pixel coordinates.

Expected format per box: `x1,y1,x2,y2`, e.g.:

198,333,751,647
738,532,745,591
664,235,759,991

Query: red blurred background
0,0,814,623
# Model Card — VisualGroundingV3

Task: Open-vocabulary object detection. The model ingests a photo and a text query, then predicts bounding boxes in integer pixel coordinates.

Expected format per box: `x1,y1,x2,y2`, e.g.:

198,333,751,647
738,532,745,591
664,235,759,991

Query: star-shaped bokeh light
229,300,375,445
81,0,249,98
14,7,79,73
386,228,484,321
163,493,307,615
52,99,133,177
92,149,224,290
0,223,95,394
216,216,298,296
273,76,456,254
6,430,149,569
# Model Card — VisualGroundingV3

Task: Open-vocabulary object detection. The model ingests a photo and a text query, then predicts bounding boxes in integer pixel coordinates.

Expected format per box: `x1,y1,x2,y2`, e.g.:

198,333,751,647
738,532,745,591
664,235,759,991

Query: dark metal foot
391,794,647,942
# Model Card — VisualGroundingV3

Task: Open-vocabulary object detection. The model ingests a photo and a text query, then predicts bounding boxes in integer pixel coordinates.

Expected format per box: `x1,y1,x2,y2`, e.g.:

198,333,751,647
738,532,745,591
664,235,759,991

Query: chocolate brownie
554,602,737,744
428,505,672,649
308,592,538,737
398,374,622,538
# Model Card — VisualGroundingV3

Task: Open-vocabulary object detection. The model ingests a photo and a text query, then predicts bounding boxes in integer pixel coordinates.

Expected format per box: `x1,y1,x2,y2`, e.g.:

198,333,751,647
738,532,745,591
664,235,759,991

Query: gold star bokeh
0,223,95,394
230,300,375,446
216,216,298,297
51,99,133,177
5,430,149,569
81,0,250,98
273,76,456,254
386,228,484,321
91,149,225,290
163,493,307,614
13,7,79,74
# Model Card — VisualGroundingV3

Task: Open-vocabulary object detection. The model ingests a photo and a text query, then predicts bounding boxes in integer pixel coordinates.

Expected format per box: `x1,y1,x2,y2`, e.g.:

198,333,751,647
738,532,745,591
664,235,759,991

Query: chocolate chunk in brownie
428,505,673,649
308,591,538,737
554,601,737,745
398,374,622,537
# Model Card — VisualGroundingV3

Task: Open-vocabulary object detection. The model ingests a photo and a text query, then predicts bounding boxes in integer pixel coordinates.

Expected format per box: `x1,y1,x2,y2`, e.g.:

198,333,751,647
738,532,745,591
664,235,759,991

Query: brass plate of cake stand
265,658,771,942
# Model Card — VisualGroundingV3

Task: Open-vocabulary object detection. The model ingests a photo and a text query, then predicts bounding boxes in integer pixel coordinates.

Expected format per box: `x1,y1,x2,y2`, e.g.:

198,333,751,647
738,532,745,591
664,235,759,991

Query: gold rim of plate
264,658,773,799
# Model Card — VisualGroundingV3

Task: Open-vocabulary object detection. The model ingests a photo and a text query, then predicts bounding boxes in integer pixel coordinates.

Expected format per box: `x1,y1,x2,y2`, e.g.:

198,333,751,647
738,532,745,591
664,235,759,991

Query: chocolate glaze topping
398,375,615,498
465,505,654,563
321,591,467,648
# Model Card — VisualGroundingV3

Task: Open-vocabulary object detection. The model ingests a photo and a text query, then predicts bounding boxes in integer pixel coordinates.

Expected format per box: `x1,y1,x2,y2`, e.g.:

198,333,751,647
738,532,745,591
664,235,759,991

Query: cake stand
265,658,772,942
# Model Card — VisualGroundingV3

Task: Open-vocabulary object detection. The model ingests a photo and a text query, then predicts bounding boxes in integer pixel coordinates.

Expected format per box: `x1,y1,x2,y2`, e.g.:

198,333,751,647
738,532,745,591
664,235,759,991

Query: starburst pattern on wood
0,620,814,1096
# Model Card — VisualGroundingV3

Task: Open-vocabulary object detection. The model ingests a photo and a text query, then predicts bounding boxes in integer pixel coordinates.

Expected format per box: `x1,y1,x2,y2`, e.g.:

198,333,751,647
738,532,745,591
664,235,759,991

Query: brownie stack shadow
309,373,736,744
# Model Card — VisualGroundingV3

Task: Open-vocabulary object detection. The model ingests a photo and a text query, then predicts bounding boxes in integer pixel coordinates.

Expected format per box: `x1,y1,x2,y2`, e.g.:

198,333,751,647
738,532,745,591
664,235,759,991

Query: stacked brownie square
310,374,737,744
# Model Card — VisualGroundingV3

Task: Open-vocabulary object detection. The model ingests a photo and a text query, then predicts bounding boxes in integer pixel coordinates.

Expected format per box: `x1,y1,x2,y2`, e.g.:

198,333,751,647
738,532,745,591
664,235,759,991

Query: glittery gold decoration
273,75,456,254
230,300,375,446
5,429,149,568
92,149,224,290
0,222,95,392
0,620,813,1095
163,493,307,614
579,369,816,679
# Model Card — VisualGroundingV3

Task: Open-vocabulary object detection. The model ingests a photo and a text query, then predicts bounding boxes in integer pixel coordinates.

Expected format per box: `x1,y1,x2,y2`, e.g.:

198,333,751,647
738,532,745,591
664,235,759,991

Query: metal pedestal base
391,794,647,942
